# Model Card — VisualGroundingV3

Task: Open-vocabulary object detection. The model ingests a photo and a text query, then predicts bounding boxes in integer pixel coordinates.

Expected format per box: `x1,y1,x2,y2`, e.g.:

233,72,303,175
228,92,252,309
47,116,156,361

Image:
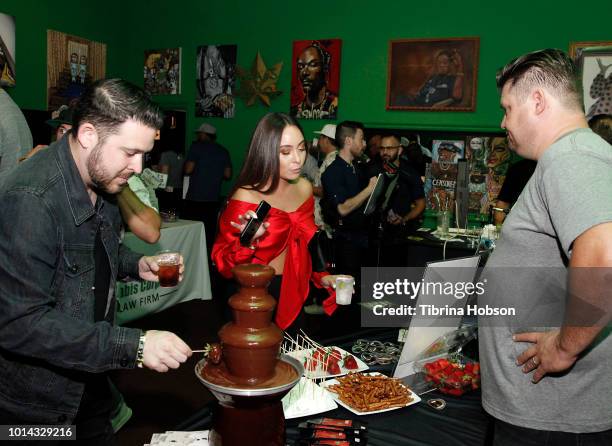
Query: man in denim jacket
0,79,192,443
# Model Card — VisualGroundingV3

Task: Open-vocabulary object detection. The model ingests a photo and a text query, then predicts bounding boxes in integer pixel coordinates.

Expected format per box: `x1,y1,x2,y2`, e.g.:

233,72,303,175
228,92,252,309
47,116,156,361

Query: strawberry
208,343,222,364
304,358,317,372
327,361,341,375
343,354,359,370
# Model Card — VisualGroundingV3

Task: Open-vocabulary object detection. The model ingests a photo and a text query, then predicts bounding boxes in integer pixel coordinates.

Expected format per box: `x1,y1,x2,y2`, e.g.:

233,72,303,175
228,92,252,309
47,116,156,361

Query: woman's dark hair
232,112,303,195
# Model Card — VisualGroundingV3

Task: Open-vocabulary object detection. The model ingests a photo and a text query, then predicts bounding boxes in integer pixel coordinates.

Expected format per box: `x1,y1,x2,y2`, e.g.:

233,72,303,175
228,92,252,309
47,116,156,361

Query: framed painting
290,39,341,120
387,37,479,111
47,30,106,110
576,45,612,119
196,44,237,118
0,12,15,87
144,48,181,95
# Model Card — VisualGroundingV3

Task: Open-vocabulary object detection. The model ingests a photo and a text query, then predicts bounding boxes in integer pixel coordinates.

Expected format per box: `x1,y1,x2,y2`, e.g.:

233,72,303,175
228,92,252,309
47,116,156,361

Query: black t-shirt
366,158,425,215
321,156,366,230
497,159,537,205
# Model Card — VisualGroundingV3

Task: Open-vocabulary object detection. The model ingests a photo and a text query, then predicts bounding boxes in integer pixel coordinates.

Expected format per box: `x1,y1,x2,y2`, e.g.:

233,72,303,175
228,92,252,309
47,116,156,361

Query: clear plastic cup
335,275,355,305
156,250,180,287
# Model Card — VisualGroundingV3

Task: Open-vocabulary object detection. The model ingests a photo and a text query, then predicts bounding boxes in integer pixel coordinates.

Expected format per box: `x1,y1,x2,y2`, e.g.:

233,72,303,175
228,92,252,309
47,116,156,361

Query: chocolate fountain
195,264,303,446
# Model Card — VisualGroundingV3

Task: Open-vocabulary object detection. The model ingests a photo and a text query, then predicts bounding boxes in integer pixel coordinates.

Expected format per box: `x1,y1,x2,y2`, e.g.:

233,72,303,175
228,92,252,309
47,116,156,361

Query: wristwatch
136,331,146,368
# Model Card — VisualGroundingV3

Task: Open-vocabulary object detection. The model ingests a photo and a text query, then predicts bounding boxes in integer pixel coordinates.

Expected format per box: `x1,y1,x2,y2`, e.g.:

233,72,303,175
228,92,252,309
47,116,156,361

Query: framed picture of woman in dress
386,37,479,112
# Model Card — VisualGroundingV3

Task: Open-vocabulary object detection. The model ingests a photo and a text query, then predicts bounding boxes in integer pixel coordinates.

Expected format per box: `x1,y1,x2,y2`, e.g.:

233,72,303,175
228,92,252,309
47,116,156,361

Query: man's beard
87,144,128,194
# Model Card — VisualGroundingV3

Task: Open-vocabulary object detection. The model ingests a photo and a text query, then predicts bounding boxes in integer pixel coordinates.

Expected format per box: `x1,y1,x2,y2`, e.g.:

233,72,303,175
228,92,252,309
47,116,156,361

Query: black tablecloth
381,231,486,267
286,389,490,446
177,329,491,446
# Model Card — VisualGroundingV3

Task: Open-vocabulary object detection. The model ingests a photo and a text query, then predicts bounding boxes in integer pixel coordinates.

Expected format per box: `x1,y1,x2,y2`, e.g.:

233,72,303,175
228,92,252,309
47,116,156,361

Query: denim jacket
0,138,142,423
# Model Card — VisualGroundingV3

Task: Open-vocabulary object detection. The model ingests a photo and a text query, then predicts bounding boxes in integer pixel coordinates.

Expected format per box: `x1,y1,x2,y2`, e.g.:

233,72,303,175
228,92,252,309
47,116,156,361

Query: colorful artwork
425,161,458,212
387,38,479,111
465,136,489,213
196,44,237,118
290,39,341,120
482,136,511,213
0,12,15,87
144,48,181,95
47,30,106,110
576,46,612,119
424,136,510,215
236,52,283,107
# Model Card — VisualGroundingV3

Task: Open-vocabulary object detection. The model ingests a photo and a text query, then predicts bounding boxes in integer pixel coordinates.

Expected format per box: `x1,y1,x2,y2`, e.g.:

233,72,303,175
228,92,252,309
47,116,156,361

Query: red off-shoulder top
211,197,337,329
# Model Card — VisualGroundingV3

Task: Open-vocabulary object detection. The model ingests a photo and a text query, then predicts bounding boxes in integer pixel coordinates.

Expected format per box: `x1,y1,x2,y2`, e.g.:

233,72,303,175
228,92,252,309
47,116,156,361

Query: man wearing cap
313,124,337,230
184,122,232,250
47,105,74,142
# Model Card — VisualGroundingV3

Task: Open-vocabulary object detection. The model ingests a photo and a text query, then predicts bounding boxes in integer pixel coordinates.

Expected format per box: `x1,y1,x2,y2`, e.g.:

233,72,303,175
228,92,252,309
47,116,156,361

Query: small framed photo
576,45,612,119
387,37,479,112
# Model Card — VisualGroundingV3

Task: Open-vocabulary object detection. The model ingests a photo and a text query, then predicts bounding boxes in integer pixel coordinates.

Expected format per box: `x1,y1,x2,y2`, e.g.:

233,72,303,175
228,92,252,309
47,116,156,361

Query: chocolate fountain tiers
195,264,303,446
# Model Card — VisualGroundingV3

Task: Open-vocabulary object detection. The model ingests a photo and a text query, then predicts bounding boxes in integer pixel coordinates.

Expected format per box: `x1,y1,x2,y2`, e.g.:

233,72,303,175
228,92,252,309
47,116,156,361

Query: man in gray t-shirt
480,49,612,443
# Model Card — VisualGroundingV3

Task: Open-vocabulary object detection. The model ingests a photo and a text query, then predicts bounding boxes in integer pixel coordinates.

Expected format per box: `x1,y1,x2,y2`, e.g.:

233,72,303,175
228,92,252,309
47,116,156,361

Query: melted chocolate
200,359,298,389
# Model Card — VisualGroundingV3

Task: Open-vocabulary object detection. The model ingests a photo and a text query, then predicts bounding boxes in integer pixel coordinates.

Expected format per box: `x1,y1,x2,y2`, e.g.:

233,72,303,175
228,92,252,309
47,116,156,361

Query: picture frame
576,45,612,119
290,39,342,120
47,30,106,110
387,37,479,112
569,40,612,60
143,48,181,95
0,12,16,87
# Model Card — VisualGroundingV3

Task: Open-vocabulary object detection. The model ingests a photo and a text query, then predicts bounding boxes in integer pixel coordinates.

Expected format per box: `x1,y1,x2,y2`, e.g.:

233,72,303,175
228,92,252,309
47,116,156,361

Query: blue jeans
494,419,612,446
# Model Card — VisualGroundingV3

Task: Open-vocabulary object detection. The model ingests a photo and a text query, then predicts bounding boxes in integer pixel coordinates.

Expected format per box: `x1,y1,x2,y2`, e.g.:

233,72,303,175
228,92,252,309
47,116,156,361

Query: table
382,231,488,267
176,329,491,446
116,219,211,325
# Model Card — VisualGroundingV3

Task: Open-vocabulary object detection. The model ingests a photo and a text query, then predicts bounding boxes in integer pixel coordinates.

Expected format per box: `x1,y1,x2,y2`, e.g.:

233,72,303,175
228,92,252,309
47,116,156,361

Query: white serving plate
319,372,421,415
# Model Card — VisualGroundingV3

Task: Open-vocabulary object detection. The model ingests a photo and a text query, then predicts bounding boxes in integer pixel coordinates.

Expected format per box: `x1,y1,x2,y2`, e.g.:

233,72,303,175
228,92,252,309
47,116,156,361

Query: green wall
3,0,612,192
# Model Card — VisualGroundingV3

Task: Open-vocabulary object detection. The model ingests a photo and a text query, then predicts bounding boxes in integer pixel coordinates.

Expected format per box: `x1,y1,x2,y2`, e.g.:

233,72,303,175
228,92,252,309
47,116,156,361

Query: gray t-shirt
479,128,612,433
0,89,32,175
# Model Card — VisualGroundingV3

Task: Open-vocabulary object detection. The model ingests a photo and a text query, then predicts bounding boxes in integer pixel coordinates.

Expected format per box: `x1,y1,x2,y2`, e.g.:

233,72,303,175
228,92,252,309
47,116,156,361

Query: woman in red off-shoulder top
212,113,345,330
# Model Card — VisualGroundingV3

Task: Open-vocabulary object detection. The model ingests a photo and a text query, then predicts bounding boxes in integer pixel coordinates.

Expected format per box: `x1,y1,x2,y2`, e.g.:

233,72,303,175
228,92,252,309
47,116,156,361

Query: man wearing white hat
313,124,337,230
184,122,232,250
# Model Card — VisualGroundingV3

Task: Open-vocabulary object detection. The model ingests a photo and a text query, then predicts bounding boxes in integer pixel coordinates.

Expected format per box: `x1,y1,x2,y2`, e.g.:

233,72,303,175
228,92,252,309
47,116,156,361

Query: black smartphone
239,200,271,246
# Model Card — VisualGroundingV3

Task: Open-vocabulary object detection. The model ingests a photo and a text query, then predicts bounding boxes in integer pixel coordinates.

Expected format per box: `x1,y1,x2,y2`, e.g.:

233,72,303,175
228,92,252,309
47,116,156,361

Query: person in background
366,134,382,163
588,113,612,144
321,121,377,283
212,113,345,330
312,124,338,235
0,78,191,443
157,146,185,212
369,134,425,231
492,158,536,225
300,144,321,198
0,86,32,175
480,48,612,445
184,123,232,251
119,172,162,243
20,105,73,161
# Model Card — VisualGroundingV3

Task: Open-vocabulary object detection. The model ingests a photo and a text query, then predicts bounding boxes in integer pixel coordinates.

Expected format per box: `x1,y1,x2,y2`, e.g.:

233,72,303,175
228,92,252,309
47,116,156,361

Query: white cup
335,276,354,305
